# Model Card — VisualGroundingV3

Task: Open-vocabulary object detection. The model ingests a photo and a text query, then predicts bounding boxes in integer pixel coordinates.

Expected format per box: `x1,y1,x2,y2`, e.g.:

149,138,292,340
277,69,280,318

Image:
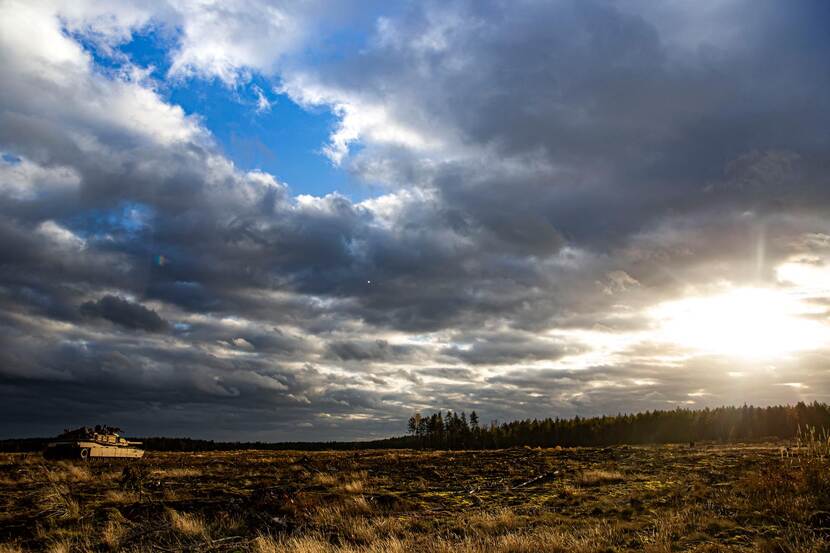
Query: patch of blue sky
116,26,174,77
65,201,153,241
1,152,21,165
168,76,367,198
110,28,375,200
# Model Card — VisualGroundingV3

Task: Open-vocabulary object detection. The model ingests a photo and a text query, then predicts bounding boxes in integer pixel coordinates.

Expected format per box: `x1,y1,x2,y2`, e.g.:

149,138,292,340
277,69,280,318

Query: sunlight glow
777,260,830,294
649,287,829,359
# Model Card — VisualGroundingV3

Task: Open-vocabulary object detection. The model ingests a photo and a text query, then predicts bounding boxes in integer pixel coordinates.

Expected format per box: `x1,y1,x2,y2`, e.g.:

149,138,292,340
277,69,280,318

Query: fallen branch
512,470,557,490
205,536,247,550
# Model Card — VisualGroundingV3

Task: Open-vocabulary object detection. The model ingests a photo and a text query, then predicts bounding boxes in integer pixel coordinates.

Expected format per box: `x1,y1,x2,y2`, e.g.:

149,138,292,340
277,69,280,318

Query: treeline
0,436,398,453
4,402,830,452
405,402,830,449
136,437,426,451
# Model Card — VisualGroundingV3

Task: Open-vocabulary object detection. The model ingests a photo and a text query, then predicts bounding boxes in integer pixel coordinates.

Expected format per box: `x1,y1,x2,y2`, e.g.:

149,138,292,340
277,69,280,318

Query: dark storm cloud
80,295,168,332
417,367,476,381
290,0,830,248
326,339,421,362
2,0,830,439
441,332,580,366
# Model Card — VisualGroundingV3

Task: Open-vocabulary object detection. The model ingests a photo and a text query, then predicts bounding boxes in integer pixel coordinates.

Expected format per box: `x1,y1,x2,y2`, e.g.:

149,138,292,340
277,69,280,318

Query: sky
1,0,830,441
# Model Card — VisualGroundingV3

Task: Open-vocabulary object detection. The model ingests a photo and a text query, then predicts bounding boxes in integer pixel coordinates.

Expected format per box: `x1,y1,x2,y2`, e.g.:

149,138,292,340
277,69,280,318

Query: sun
649,287,829,359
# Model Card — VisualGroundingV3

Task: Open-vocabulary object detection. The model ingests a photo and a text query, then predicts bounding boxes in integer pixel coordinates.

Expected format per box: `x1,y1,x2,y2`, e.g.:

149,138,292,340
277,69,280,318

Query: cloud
252,85,272,113
166,0,309,86
441,332,579,366
80,295,169,332
280,0,830,247
326,339,424,363
2,0,830,439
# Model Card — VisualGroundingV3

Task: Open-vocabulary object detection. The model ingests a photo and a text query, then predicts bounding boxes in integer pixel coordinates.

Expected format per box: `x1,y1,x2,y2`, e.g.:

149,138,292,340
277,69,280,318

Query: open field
1,445,828,552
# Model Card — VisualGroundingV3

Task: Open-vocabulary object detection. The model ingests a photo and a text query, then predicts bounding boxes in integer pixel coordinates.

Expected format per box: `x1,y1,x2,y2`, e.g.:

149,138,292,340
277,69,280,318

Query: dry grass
100,510,128,550
151,467,201,478
166,508,208,538
312,472,338,486
43,462,91,483
162,487,182,501
64,464,91,482
100,519,126,550
577,469,625,486
254,534,332,553
36,483,79,521
253,524,624,553
796,425,830,460
253,534,412,553
43,532,95,553
312,470,369,494
467,508,522,535
0,544,25,553
313,498,374,530
348,495,373,514
103,489,139,504
341,517,375,545
341,479,365,493
1,445,827,551
45,540,72,553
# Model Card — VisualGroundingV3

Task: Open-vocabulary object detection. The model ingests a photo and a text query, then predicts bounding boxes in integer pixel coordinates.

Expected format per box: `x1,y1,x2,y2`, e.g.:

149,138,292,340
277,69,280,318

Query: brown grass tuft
100,519,126,550
577,469,625,486
44,535,94,553
103,489,138,504
64,464,91,482
342,479,365,493
467,508,522,536
253,534,334,553
166,508,208,537
36,483,79,521
43,462,91,483
44,540,71,553
151,467,201,478
312,473,338,486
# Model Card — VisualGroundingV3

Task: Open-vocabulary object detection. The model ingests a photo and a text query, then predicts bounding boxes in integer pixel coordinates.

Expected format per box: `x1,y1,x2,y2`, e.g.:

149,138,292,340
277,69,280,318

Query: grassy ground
0,444,828,552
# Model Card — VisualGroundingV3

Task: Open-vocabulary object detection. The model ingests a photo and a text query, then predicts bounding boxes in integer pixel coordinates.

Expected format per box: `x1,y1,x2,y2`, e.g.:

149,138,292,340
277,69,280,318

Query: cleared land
0,445,828,552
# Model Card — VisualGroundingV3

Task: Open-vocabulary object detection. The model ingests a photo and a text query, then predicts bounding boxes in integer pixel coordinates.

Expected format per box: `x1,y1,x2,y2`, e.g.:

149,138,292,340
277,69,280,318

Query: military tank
44,425,144,460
